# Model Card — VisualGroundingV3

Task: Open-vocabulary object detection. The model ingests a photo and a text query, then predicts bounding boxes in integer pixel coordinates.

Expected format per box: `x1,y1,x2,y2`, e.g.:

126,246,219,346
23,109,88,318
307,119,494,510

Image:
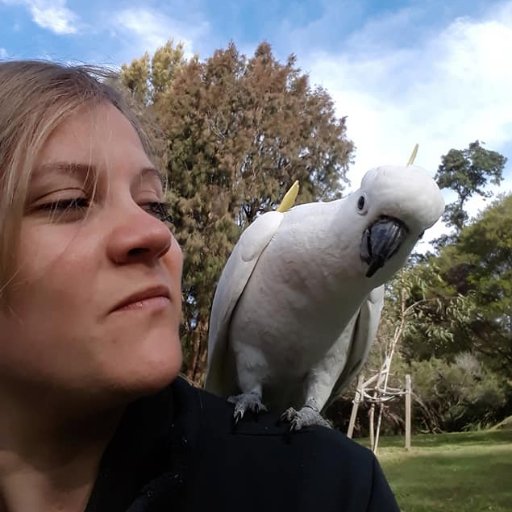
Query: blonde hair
0,60,153,299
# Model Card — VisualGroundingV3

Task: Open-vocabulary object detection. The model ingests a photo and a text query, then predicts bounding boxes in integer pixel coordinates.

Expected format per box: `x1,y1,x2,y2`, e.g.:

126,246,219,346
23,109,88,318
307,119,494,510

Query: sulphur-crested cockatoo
205,165,444,429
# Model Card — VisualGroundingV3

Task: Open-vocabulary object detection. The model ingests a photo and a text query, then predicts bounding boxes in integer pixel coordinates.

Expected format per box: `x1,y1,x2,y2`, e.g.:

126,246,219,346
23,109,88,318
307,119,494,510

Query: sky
1,0,512,246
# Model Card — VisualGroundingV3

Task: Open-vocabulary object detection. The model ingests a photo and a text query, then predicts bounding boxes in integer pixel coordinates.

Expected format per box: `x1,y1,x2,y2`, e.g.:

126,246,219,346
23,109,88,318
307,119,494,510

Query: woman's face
0,102,183,408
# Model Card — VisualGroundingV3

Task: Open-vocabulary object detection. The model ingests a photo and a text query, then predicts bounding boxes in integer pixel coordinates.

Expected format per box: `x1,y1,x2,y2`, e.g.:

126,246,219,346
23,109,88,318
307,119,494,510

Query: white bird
205,165,444,429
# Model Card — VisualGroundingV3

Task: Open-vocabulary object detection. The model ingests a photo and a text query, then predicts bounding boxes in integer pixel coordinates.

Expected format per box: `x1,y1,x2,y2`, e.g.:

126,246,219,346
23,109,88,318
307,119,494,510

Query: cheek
164,238,183,292
16,223,94,288
5,227,100,364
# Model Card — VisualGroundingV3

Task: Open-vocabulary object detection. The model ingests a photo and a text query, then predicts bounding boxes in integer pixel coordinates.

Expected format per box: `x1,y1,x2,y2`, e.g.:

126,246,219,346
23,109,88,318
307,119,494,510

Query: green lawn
355,430,512,512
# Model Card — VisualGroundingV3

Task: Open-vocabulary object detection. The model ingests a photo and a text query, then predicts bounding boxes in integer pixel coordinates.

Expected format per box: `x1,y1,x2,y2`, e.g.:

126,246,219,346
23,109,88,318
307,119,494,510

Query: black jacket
85,378,400,511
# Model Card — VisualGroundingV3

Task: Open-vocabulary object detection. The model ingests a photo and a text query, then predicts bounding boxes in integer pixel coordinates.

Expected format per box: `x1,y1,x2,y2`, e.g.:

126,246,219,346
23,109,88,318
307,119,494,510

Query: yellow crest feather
277,180,300,212
407,144,419,166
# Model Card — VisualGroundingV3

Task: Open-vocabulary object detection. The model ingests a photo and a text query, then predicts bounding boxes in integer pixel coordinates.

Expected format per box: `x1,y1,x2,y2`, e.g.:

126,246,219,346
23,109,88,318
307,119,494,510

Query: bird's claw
233,410,244,424
281,406,332,431
228,392,267,423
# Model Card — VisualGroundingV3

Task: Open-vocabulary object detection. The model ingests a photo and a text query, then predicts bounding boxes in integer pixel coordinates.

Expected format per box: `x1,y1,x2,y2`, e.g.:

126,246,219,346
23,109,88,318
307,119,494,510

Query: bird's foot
281,405,332,431
227,391,268,423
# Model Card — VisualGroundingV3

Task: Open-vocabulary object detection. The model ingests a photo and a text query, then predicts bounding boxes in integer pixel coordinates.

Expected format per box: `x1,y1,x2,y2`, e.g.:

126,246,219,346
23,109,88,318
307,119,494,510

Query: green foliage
383,193,511,375
435,140,506,237
162,42,352,223
120,52,150,106
410,355,507,432
382,262,475,361
120,40,187,106
332,349,508,435
436,194,512,374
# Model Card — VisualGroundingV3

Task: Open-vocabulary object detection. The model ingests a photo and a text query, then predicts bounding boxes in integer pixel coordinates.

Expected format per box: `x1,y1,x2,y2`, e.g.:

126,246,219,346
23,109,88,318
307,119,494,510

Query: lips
111,285,171,312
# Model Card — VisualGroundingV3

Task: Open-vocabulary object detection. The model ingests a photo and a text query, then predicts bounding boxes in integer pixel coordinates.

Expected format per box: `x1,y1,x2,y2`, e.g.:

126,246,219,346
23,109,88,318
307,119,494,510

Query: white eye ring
357,193,369,214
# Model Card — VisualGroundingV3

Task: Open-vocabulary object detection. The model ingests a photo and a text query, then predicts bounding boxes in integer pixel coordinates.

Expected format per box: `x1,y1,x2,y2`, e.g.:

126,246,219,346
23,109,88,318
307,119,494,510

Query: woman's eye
34,199,174,225
35,197,90,222
143,201,173,224
40,197,89,210
38,197,90,213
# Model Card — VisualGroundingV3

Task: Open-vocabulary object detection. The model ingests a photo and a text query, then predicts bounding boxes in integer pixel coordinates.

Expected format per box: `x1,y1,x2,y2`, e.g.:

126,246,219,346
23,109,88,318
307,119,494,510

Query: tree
120,41,354,383
437,194,512,374
388,193,511,375
435,140,506,241
120,40,187,107
382,262,475,362
409,355,507,432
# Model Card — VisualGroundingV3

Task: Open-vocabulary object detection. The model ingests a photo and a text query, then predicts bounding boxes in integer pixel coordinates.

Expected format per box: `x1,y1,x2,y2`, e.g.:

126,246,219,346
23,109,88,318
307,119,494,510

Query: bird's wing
204,211,284,395
323,285,385,410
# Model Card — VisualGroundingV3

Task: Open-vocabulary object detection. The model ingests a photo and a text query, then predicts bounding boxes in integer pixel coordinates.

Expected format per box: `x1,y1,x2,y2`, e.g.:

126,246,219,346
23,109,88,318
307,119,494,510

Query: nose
106,203,173,266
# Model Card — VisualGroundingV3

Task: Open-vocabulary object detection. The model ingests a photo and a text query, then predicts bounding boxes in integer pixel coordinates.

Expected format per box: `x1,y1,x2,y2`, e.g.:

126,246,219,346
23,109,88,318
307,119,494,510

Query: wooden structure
347,371,412,454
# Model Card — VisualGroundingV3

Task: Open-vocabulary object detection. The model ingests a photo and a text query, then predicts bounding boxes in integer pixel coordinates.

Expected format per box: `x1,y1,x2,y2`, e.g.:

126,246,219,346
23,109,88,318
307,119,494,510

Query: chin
106,333,184,401
137,342,183,393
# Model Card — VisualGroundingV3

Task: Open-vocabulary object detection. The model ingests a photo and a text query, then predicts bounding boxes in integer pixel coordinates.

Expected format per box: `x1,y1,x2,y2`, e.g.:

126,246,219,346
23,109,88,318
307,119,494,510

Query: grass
355,430,512,512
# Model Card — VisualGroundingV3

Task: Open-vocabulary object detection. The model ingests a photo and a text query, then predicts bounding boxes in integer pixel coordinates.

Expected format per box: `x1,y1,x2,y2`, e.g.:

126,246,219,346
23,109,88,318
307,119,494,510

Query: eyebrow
32,162,166,189
33,162,94,179
139,166,167,190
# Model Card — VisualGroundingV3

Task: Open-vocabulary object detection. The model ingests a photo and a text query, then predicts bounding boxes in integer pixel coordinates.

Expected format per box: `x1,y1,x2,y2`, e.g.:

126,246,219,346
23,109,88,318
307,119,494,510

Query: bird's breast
229,258,368,376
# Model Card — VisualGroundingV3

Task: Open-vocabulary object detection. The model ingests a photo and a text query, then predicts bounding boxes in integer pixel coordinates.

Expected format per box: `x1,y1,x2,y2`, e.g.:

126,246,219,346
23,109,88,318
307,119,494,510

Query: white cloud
302,2,512,244
0,0,78,34
113,7,209,59
0,48,8,58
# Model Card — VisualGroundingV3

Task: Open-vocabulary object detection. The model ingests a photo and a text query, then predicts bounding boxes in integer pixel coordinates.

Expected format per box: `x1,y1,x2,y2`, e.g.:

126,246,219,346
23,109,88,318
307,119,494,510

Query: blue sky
1,0,512,243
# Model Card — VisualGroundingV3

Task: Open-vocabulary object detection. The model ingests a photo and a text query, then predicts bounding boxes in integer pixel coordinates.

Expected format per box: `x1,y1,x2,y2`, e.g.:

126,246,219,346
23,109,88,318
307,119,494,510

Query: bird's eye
357,194,368,214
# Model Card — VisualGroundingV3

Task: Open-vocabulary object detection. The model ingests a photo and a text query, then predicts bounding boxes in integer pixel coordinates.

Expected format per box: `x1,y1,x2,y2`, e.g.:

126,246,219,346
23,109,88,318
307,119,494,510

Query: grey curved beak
361,216,409,277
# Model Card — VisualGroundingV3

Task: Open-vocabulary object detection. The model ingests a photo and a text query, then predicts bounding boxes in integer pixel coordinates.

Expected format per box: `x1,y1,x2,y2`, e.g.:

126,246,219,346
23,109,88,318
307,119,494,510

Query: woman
0,60,400,511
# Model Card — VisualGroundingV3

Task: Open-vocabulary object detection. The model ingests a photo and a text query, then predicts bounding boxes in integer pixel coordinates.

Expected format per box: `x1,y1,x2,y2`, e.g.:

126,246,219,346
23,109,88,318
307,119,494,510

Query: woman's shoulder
175,377,367,444
183,378,370,456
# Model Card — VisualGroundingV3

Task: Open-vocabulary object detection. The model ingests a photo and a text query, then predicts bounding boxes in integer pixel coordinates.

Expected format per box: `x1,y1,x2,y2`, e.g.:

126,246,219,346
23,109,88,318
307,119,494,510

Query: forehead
31,162,165,191
33,102,163,188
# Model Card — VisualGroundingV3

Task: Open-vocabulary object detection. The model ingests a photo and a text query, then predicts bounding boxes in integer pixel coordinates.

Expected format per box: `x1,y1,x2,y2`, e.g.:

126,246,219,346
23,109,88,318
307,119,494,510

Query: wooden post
347,375,364,438
369,403,375,451
405,374,411,450
373,402,384,455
